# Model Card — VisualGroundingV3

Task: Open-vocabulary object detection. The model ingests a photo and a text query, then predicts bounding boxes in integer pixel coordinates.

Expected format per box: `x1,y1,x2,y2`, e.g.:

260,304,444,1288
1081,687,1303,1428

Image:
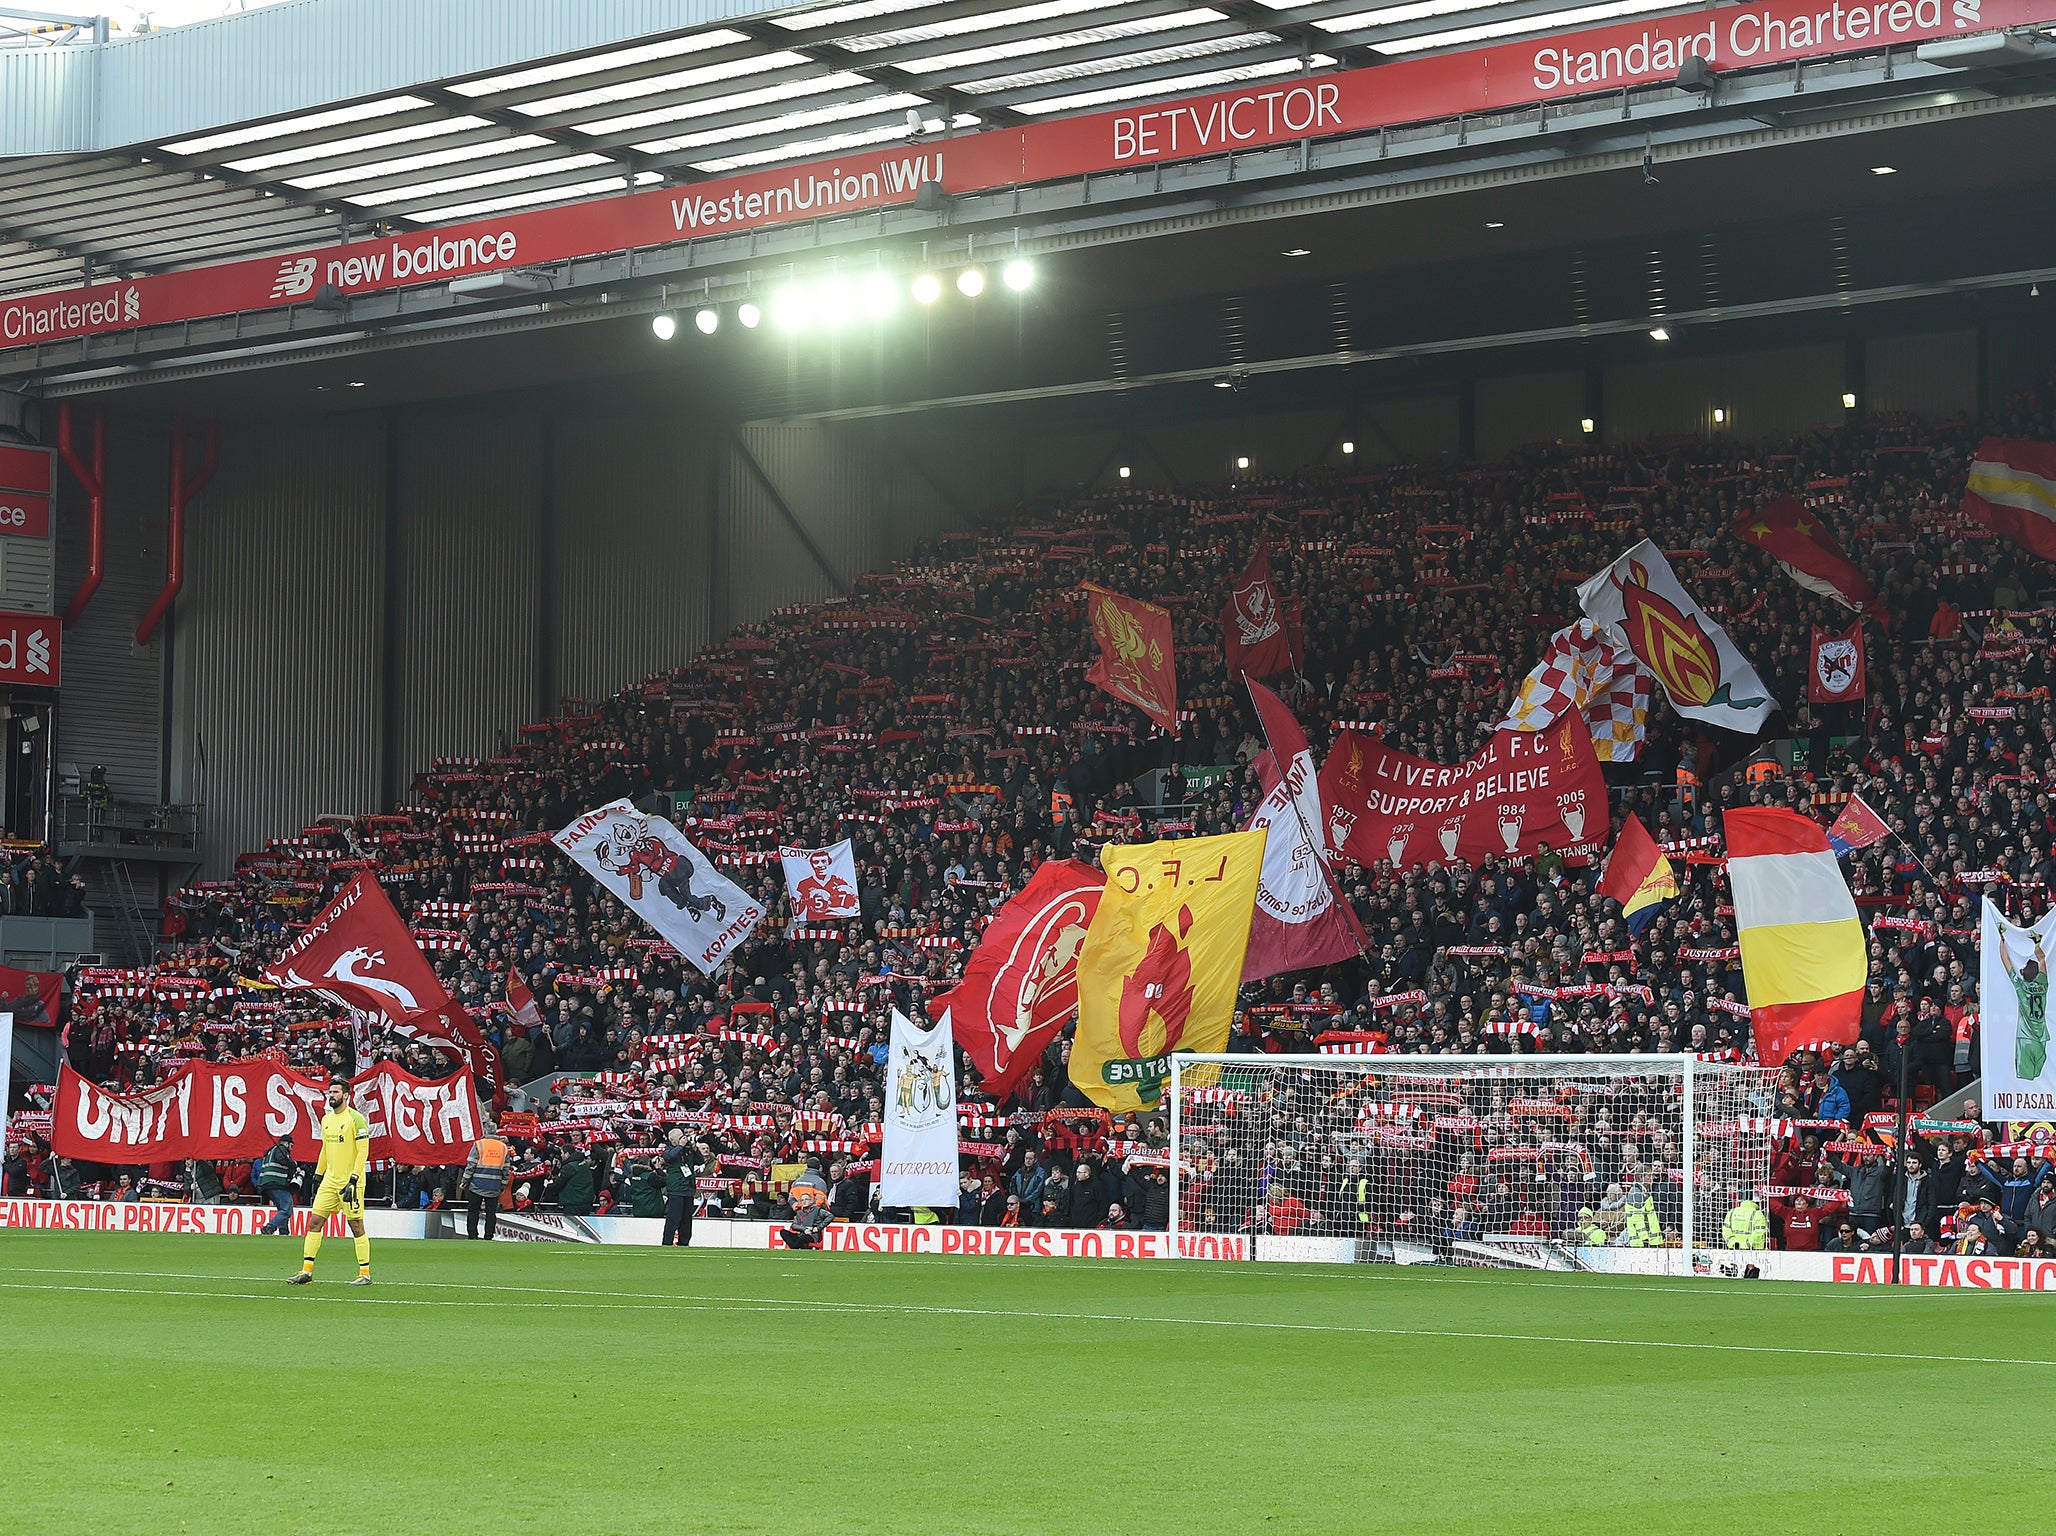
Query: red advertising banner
5,0,2048,351
1320,717,1608,870
0,443,54,491
0,443,54,538
51,1059,480,1165
0,611,59,687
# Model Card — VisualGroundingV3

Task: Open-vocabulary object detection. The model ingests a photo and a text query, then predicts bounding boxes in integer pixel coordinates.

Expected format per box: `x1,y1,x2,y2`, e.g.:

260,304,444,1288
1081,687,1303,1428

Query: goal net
1168,1054,1781,1274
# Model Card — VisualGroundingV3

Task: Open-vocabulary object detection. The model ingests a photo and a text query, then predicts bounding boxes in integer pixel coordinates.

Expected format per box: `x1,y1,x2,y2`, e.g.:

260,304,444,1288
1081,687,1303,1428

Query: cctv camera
1642,150,1658,187
905,108,926,137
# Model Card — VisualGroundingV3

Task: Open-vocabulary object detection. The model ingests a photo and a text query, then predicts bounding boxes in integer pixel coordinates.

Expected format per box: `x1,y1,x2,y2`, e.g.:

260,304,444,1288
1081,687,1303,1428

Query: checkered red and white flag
1497,618,1651,762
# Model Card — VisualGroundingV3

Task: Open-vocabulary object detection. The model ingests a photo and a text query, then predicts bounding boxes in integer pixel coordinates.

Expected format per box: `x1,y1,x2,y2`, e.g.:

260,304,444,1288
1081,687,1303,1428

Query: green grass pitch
0,1232,2047,1535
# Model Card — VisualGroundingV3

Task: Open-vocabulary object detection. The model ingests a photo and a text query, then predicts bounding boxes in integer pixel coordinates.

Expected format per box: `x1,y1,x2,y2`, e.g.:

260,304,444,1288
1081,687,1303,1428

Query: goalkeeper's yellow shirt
315,1106,371,1187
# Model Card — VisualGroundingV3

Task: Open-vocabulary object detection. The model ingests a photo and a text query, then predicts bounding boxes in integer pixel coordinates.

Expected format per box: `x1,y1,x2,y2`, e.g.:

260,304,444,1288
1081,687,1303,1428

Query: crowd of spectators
7,383,2056,1255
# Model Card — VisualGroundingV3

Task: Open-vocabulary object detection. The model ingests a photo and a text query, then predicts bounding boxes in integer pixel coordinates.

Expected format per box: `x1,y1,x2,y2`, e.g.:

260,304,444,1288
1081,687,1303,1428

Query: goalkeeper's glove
342,1177,359,1203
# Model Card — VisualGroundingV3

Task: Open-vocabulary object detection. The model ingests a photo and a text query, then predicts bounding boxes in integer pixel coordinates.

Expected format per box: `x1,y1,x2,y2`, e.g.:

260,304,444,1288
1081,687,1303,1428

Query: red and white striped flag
1963,438,2056,561
507,967,541,1032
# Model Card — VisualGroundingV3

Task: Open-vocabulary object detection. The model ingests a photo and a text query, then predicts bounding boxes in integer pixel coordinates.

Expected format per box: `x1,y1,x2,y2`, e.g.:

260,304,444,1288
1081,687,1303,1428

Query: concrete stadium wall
56,407,947,876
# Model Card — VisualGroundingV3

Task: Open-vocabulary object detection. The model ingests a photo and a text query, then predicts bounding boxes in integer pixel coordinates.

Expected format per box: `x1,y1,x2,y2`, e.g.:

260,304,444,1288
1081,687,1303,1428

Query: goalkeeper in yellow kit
288,1079,373,1286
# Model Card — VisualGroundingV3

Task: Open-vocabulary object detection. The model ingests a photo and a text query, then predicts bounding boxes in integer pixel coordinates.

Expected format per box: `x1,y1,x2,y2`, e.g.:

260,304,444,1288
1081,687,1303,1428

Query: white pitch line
0,1278,2049,1370
0,1256,2010,1308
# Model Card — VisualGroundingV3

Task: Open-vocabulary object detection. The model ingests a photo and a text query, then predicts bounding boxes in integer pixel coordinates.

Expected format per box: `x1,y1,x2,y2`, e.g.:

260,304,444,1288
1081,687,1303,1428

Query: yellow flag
1069,830,1266,1113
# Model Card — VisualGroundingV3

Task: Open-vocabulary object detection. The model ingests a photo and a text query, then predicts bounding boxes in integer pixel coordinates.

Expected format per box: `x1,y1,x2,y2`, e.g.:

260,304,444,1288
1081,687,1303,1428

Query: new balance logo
269,257,318,299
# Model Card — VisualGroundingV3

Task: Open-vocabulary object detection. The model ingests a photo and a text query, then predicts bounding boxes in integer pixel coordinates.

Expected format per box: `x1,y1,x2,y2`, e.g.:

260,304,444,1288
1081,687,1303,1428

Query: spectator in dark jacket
1067,1159,1111,1228
553,1147,596,1215
2028,1173,2056,1246
1977,1156,2040,1224
1829,1150,1891,1239
1010,1148,1046,1208
256,1135,297,1234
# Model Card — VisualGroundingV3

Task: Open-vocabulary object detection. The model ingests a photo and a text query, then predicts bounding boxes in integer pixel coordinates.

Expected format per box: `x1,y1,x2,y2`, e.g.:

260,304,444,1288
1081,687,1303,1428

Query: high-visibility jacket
464,1135,511,1196
1722,1199,1769,1250
1625,1199,1662,1247
1353,1177,1374,1225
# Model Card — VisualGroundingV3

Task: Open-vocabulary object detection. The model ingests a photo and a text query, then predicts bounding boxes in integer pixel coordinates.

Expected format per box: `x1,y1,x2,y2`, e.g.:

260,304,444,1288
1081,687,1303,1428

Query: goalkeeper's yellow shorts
309,1177,366,1223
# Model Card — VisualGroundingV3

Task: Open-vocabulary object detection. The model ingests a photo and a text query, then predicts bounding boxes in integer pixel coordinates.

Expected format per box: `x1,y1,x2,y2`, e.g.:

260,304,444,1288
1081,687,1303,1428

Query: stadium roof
0,0,1788,299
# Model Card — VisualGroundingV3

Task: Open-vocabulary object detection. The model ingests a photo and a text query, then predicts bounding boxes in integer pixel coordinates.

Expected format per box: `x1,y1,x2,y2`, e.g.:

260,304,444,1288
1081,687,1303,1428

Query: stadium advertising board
0,611,59,688
6,0,2051,349
0,443,53,539
0,1198,346,1237
773,1222,1249,1261
1259,1235,2056,1289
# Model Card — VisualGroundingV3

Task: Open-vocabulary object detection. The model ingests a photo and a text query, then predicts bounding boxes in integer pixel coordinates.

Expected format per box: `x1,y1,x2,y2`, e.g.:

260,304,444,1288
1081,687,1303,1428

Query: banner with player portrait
880,1008,959,1208
780,839,861,922
1981,898,2056,1118
555,799,764,975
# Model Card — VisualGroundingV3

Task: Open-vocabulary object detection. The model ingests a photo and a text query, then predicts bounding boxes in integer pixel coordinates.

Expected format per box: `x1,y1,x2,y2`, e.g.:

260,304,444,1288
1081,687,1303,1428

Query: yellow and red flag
1596,815,1677,937
1723,807,1866,1065
1082,582,1179,734
1577,540,1775,733
1069,830,1265,1112
1963,437,2056,563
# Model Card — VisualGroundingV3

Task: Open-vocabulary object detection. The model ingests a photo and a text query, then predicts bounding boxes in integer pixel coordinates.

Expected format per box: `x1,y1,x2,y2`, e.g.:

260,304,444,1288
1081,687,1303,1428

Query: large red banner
5,0,2046,351
1320,718,1608,870
51,1059,480,1165
938,858,1103,1103
264,871,501,1088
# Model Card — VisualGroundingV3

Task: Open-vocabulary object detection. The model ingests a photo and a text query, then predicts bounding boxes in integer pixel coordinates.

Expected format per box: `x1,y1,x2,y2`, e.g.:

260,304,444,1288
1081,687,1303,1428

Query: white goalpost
1168,1053,1782,1274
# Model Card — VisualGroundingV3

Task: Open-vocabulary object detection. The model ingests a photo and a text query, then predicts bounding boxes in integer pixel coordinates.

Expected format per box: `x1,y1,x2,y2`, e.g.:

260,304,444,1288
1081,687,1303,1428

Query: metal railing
54,795,199,856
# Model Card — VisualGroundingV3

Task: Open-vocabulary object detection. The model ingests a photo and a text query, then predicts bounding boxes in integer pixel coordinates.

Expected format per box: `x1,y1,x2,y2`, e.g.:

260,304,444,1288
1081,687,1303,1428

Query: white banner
780,838,860,921
1577,539,1776,732
881,1008,959,1208
554,799,764,975
1980,898,2056,1117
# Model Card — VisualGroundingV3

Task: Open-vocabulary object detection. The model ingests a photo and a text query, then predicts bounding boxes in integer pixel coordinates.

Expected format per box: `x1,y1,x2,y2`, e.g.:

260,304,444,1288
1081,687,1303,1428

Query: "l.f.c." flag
1070,830,1265,1113
1723,807,1866,1065
1596,815,1677,936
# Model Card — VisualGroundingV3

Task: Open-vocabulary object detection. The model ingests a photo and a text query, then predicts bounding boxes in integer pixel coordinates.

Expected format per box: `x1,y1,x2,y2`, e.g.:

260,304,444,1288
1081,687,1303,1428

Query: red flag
1242,678,1366,980
1806,620,1866,704
1825,794,1891,855
1083,582,1179,734
263,872,502,1089
1222,546,1302,681
937,859,1104,1103
1733,497,1881,621
1963,437,2056,562
506,967,541,1032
